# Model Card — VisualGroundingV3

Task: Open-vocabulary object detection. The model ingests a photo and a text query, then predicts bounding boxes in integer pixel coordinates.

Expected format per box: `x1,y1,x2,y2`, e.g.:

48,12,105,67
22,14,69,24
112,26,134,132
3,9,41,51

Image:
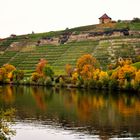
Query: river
0,85,140,140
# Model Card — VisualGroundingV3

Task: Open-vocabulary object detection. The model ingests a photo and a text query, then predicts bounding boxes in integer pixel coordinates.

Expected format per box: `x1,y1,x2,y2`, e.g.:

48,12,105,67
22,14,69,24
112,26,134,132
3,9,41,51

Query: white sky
0,0,140,38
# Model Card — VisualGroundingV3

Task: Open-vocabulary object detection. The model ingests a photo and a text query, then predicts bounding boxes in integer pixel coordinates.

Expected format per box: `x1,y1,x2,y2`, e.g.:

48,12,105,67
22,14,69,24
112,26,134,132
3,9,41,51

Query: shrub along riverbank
0,54,140,92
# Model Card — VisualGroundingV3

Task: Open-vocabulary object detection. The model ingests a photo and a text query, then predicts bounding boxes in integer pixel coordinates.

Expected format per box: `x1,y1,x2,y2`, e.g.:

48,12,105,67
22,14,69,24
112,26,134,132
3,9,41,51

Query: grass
24,70,35,77
116,22,140,30
132,62,140,69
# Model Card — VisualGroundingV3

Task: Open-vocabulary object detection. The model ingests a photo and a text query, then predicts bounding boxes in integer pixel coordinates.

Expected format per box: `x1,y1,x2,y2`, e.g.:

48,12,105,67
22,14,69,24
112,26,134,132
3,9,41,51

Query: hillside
0,21,140,74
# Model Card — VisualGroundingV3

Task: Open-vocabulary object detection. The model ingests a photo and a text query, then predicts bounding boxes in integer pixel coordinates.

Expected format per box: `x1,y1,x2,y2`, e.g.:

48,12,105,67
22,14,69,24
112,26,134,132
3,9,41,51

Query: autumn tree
36,58,47,75
2,64,16,82
3,64,16,74
117,58,132,67
0,67,6,82
117,64,136,82
13,70,24,82
65,64,73,76
31,72,42,82
76,54,99,80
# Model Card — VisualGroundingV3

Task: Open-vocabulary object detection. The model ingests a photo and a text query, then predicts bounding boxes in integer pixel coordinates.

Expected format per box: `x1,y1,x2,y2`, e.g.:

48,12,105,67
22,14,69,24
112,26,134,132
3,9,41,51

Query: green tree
13,70,24,82
43,65,54,78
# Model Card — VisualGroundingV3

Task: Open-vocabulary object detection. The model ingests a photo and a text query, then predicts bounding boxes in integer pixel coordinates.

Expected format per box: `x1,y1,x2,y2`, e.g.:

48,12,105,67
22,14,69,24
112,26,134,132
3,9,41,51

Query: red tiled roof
99,14,111,19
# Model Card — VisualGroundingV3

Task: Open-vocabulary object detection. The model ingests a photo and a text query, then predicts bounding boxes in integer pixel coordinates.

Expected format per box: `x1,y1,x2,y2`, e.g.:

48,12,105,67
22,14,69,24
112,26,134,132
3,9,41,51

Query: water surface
0,85,140,140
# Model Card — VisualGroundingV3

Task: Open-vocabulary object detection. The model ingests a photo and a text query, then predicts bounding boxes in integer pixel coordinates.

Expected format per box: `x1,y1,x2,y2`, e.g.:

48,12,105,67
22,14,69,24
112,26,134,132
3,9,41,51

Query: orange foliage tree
0,67,6,82
117,64,136,82
76,54,99,80
3,64,16,81
65,64,73,76
36,58,47,75
3,64,16,74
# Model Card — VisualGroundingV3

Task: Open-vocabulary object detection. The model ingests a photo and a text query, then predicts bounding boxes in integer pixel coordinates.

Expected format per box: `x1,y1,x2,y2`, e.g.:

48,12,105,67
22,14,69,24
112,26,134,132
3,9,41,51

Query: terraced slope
0,51,18,65
1,45,70,70
0,41,99,74
0,37,140,74
52,41,98,73
0,21,140,75
93,38,140,69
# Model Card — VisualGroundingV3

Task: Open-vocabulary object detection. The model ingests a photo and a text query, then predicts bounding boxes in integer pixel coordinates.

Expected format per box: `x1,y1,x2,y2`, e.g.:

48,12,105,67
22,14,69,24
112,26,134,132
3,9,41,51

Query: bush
109,79,119,90
31,72,42,82
133,82,140,92
102,78,109,89
13,70,24,82
96,81,102,89
44,77,52,86
131,18,140,23
25,78,31,85
76,80,83,88
59,77,65,87
88,79,96,89
64,77,72,84
37,78,45,85
83,80,89,89
123,80,132,90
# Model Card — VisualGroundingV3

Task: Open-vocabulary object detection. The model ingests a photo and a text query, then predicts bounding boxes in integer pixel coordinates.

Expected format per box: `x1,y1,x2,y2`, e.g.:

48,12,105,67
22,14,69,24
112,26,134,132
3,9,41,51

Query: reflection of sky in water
11,120,140,140
11,122,99,140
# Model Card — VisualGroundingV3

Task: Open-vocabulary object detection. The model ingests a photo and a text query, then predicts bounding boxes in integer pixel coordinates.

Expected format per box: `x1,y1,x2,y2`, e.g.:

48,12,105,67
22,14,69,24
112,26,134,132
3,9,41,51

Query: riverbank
0,54,140,93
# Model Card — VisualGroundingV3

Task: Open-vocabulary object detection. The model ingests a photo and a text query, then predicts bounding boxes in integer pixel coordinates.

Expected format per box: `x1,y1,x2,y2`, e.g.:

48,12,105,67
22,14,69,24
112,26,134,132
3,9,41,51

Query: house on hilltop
99,14,112,24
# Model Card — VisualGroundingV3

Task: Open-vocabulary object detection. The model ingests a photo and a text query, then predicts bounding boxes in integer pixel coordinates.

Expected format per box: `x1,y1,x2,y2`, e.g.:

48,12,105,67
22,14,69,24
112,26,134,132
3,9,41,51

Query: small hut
99,14,112,24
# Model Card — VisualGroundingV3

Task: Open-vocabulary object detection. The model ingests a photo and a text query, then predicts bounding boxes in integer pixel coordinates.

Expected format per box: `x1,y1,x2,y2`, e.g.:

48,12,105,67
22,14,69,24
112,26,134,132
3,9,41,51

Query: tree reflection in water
0,86,140,139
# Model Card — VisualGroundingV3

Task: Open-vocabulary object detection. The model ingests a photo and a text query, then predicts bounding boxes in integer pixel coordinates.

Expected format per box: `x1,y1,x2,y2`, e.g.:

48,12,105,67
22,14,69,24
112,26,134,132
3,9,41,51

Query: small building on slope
99,13,112,24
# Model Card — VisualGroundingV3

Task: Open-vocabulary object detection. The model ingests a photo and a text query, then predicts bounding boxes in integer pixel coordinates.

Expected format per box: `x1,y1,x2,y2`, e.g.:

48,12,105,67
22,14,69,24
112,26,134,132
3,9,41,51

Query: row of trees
66,54,140,92
31,58,54,85
0,58,54,86
0,54,140,91
0,64,24,83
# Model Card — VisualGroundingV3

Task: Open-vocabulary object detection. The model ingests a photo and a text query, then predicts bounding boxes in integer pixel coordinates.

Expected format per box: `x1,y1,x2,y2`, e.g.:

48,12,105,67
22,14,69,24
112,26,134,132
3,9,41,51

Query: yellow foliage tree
117,58,132,67
65,64,73,76
2,64,16,81
117,64,136,81
31,72,42,82
76,54,99,80
72,72,78,83
93,69,100,80
0,67,6,82
3,64,16,74
99,71,108,81
7,72,13,80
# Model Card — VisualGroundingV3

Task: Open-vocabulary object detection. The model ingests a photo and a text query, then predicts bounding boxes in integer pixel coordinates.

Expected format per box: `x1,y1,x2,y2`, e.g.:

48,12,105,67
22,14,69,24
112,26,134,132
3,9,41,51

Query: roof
99,14,111,19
